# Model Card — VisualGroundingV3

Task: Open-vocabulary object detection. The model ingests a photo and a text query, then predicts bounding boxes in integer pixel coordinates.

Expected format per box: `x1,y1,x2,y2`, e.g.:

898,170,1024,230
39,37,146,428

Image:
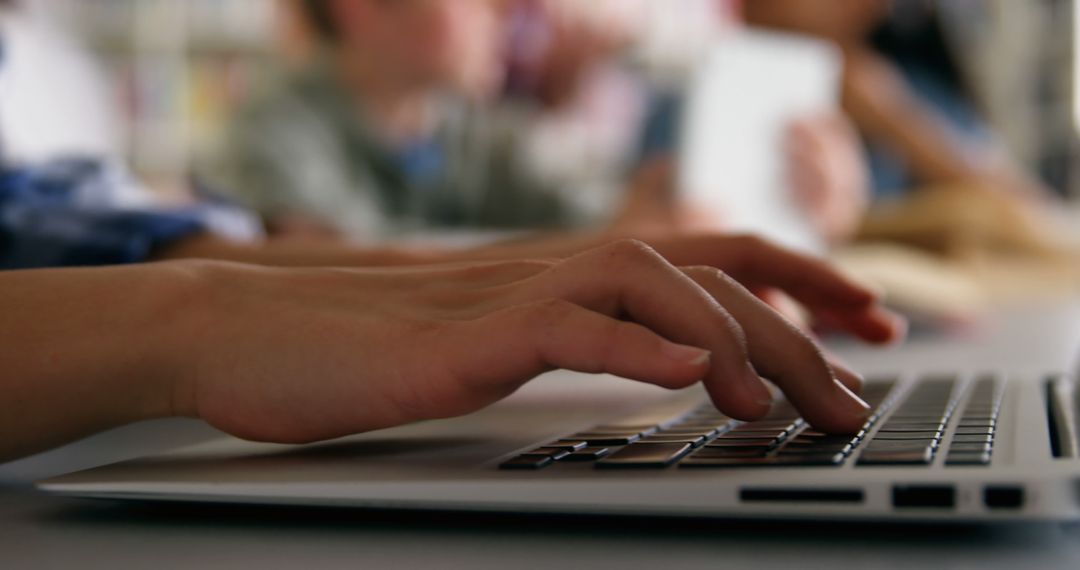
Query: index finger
683,266,872,433
653,235,906,344
502,240,777,421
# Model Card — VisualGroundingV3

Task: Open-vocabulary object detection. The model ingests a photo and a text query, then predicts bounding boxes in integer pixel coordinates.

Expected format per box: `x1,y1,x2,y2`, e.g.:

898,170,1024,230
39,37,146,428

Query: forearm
153,230,613,268
841,50,983,185
0,263,199,462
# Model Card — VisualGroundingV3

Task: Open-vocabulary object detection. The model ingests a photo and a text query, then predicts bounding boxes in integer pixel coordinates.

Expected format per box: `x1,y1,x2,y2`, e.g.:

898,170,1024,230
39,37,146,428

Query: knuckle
507,259,558,272
788,330,829,366
459,259,555,281
603,238,660,264
734,233,768,252
523,298,577,325
684,264,726,283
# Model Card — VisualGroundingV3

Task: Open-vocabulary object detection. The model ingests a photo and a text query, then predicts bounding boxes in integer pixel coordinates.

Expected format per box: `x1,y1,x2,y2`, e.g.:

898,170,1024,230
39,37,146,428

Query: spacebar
595,443,692,469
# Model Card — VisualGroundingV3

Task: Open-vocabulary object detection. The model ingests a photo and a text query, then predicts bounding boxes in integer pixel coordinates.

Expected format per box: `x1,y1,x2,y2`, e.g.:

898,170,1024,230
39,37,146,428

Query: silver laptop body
37,302,1080,522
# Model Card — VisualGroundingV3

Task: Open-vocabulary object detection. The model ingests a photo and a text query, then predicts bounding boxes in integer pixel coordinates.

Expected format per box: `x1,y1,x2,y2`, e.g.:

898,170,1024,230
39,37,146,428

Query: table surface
5,300,1080,569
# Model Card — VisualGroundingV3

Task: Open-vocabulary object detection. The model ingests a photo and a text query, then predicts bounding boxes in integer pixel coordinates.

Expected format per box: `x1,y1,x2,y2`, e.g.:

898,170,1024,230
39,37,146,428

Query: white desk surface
4,300,1080,569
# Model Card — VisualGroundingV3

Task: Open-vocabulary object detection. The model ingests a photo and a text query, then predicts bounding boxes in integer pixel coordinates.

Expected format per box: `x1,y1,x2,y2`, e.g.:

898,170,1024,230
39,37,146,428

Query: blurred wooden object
835,183,1079,324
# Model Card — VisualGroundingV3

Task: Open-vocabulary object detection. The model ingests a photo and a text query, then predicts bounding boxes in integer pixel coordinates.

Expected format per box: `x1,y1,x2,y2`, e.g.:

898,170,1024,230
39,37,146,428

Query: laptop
36,302,1080,522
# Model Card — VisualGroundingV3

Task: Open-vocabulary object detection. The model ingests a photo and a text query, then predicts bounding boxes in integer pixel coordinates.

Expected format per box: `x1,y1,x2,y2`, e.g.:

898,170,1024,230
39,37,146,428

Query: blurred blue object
0,159,209,269
0,158,263,270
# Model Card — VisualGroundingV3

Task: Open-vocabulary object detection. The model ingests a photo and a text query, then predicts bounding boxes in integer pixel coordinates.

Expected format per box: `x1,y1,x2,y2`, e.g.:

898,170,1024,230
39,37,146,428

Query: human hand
785,112,870,244
168,240,879,447
612,157,727,234
633,233,905,345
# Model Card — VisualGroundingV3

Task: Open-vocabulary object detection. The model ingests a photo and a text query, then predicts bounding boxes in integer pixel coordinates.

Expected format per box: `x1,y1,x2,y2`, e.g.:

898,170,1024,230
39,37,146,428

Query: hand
785,112,870,244
613,157,727,234
159,229,905,347
169,240,876,447
635,233,905,344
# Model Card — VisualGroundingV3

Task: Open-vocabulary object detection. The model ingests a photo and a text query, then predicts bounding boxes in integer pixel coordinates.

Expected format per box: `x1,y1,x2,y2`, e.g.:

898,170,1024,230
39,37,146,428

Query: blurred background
1,0,1078,327
0,0,1074,197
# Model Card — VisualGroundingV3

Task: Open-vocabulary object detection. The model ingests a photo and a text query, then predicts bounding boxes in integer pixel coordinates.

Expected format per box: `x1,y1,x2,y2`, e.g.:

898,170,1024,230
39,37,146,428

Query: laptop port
983,486,1025,509
892,485,956,508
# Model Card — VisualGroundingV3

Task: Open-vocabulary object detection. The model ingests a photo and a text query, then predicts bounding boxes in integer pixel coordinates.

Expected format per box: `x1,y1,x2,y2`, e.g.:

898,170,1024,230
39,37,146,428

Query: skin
0,239,903,463
785,113,870,244
155,229,904,344
325,0,503,144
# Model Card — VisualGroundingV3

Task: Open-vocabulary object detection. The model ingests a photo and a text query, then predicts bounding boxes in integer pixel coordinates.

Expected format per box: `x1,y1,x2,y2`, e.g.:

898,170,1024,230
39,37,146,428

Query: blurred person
219,0,869,248
498,0,650,221
600,0,869,245
217,0,599,242
742,0,1054,203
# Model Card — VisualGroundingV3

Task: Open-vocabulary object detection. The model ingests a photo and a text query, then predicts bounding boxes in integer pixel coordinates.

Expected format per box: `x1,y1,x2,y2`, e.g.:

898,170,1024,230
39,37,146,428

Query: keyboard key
783,436,856,447
945,451,991,466
950,434,994,445
690,447,769,458
869,431,940,440
864,438,937,450
574,427,656,436
639,434,708,447
723,429,786,438
857,447,935,465
547,441,588,451
706,438,775,447
947,442,992,454
591,424,659,432
561,447,612,461
732,420,796,429
780,445,854,457
595,443,693,468
532,448,571,460
797,430,865,441
957,420,996,429
952,428,994,436
681,454,843,468
877,422,946,432
572,434,641,445
658,428,719,437
500,454,555,470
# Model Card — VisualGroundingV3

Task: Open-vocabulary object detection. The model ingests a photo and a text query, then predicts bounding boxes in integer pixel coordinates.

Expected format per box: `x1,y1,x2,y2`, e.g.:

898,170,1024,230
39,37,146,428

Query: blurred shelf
40,0,283,181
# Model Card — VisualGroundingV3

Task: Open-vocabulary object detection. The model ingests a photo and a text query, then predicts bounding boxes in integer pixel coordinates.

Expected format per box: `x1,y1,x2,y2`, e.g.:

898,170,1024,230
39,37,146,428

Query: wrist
132,260,223,421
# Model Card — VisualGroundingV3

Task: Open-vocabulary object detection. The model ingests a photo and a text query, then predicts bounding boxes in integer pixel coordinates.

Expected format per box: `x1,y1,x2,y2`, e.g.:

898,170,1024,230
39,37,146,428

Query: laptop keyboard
499,375,1005,471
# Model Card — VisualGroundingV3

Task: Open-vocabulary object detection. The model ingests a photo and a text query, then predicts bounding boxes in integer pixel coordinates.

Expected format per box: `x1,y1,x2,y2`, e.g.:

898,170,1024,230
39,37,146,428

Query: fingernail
662,342,711,367
834,379,871,417
744,364,775,406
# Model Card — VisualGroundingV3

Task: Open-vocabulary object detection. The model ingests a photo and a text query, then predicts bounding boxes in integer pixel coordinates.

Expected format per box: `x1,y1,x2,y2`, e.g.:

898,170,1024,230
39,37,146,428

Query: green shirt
215,63,592,241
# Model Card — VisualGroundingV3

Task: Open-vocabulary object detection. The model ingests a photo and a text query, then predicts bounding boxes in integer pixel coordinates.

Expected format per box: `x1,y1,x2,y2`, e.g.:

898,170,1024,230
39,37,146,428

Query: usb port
984,486,1024,509
892,485,956,509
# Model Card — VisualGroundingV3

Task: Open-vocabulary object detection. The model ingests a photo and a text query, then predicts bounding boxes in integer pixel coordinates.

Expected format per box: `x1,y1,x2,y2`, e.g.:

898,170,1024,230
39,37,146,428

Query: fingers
448,299,712,402
657,235,878,309
644,234,907,344
445,240,879,433
505,240,776,420
814,305,908,346
825,355,865,394
682,266,871,433
721,237,906,344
